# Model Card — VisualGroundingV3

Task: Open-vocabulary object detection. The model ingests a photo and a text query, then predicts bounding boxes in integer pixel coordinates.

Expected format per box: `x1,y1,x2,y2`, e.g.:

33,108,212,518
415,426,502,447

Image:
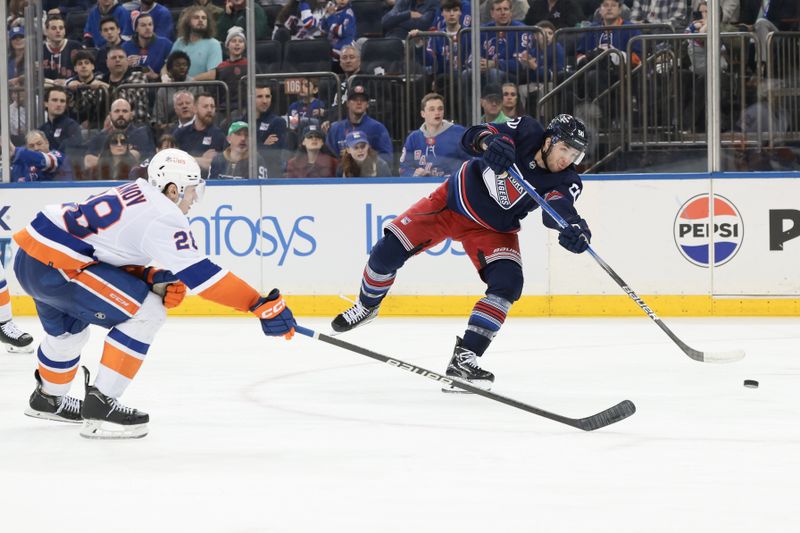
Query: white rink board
1,175,799,297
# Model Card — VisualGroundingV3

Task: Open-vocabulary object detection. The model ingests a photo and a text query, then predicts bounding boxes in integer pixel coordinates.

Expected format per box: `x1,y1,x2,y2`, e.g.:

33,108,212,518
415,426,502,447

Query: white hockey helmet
147,148,205,201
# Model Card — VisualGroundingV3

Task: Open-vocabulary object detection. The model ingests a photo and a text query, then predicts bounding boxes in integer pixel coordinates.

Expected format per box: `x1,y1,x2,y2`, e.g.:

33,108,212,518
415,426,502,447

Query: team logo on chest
481,167,526,209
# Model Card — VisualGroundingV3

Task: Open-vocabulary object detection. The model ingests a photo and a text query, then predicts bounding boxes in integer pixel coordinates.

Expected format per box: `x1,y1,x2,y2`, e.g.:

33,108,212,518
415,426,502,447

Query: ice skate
24,370,83,423
1,320,34,353
442,337,495,393
80,367,149,439
331,300,379,334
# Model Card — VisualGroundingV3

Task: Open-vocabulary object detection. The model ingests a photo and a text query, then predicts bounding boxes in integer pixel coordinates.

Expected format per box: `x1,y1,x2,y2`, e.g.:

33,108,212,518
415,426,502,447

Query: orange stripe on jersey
199,272,260,313
13,228,93,270
38,365,79,385
100,342,144,379
70,270,141,317
0,289,9,306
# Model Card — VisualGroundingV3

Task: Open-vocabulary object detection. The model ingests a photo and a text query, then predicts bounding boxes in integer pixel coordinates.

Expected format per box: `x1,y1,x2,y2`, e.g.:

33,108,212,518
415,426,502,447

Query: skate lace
56,395,82,416
1,321,25,340
341,302,372,325
109,398,136,416
457,349,483,370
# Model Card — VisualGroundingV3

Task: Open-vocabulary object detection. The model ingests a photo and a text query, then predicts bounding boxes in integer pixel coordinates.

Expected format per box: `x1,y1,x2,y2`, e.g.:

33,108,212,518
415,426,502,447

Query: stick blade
576,400,636,431
698,349,746,364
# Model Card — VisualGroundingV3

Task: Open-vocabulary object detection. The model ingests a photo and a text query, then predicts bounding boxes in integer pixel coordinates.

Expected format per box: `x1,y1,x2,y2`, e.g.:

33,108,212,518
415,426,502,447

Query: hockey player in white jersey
0,262,34,353
12,149,296,439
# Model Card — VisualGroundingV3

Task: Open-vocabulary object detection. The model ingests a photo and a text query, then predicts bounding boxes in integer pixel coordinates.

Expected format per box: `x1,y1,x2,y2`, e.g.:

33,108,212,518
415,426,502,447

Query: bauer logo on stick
674,194,743,267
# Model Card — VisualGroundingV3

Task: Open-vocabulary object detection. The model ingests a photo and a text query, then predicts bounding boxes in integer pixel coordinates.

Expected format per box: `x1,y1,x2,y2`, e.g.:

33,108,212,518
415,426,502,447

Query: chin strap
540,135,555,172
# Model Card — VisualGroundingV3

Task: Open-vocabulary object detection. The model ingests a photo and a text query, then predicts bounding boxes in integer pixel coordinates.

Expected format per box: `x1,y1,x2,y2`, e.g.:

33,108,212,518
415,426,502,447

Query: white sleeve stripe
191,268,230,295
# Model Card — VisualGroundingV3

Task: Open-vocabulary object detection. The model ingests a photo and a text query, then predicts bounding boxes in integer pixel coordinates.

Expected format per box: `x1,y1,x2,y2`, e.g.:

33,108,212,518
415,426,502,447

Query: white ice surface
1,316,799,533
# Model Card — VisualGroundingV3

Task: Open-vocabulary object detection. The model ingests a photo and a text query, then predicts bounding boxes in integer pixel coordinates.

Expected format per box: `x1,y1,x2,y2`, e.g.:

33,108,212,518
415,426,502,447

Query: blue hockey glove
251,289,296,339
558,218,591,254
482,134,515,174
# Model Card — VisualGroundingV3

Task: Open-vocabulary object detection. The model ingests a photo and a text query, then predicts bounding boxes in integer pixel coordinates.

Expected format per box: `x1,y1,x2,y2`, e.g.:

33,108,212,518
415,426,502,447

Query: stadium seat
360,38,405,76
263,4,283,31
66,11,88,42
255,40,282,73
282,39,332,73
351,0,384,38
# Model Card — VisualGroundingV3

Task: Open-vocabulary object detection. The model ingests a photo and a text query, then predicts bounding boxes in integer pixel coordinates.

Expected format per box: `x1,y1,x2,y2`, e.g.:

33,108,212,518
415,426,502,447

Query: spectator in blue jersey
85,98,156,171
209,121,269,180
87,130,140,180
382,0,440,39
40,87,84,154
400,93,469,178
8,26,26,90
169,6,223,80
66,50,110,130
337,131,393,177
287,78,327,133
122,12,174,82
10,130,73,182
431,0,472,32
216,0,269,41
94,16,126,78
206,26,248,117
84,0,133,48
413,0,471,80
331,113,592,390
273,0,327,42
576,0,642,68
238,85,288,180
130,0,175,40
43,15,83,86
320,0,357,65
524,0,584,30
325,85,394,165
174,92,227,173
518,21,565,83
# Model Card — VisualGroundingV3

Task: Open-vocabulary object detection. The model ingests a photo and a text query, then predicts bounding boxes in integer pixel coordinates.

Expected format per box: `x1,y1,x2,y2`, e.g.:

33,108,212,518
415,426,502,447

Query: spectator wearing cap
238,85,287,180
8,26,26,86
217,0,269,41
325,85,393,165
122,12,174,82
206,26,249,116
209,121,269,180
43,15,83,86
39,86,84,155
382,0,439,40
400,93,468,179
170,5,223,80
285,125,339,178
174,92,227,172
10,130,73,182
131,1,175,40
479,84,509,123
84,0,134,48
337,131,393,177
524,0,584,29
65,50,111,130
95,16,126,78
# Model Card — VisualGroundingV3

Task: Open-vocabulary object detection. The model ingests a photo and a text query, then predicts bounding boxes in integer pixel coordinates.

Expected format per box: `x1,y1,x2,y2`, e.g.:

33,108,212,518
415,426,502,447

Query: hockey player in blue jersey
332,113,591,390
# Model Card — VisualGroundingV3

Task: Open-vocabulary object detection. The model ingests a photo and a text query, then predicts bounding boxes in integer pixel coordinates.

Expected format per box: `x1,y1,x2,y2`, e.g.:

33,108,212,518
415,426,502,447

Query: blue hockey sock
462,295,512,356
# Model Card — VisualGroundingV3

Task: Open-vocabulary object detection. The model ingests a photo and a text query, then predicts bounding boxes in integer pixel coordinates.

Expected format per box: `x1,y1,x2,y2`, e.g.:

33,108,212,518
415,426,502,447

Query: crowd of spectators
4,0,799,181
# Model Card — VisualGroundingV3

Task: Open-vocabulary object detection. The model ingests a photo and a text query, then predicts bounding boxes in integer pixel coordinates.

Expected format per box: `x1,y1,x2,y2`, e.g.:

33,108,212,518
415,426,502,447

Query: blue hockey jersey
320,5,357,52
399,121,469,178
11,148,68,182
452,116,584,233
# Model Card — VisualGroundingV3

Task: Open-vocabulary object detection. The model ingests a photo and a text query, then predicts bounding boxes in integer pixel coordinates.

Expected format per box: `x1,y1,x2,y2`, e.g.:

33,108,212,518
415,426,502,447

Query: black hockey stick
295,325,635,431
506,165,745,364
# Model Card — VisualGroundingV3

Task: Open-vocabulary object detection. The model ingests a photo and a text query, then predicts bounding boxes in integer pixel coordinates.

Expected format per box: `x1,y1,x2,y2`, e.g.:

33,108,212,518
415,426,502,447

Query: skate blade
24,408,82,424
6,344,34,354
441,380,493,394
80,420,149,440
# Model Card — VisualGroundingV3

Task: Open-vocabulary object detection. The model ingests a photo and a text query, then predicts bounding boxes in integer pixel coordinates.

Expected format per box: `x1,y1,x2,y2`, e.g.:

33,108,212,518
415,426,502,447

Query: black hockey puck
743,379,759,389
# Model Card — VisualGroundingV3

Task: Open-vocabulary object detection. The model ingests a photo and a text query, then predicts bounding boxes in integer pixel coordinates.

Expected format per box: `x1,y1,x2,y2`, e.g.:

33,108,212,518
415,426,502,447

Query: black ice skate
80,367,149,439
24,370,83,423
442,337,495,393
1,320,34,353
331,300,379,334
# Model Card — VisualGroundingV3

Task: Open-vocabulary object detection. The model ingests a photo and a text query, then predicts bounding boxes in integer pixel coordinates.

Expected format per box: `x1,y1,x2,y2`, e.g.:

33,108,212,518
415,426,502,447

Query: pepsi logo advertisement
674,194,744,267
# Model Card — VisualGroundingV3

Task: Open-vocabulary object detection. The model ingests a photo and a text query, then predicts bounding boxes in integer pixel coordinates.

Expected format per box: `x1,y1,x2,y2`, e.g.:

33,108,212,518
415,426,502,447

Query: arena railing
765,31,800,148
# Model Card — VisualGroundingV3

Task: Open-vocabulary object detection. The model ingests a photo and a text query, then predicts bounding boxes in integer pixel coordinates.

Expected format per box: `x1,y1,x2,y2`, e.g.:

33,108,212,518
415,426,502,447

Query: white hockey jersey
14,179,261,312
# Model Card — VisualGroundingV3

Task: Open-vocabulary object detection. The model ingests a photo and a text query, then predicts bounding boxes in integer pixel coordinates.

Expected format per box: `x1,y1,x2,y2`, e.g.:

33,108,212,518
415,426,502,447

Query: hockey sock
359,264,396,308
0,276,11,323
358,233,409,308
463,294,511,357
37,328,91,396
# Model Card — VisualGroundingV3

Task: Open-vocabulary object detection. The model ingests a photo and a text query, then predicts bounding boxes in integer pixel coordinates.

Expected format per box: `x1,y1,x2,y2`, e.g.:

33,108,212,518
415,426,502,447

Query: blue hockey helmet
545,114,589,154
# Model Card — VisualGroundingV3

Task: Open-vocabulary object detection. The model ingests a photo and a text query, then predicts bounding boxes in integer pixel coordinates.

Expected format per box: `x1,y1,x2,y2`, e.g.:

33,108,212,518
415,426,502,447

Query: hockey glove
482,134,516,174
122,266,188,309
558,218,591,254
251,289,296,340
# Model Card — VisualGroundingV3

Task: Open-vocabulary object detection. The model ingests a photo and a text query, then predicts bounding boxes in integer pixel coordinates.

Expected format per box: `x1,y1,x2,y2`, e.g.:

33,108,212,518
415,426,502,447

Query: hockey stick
295,325,636,431
506,165,745,364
